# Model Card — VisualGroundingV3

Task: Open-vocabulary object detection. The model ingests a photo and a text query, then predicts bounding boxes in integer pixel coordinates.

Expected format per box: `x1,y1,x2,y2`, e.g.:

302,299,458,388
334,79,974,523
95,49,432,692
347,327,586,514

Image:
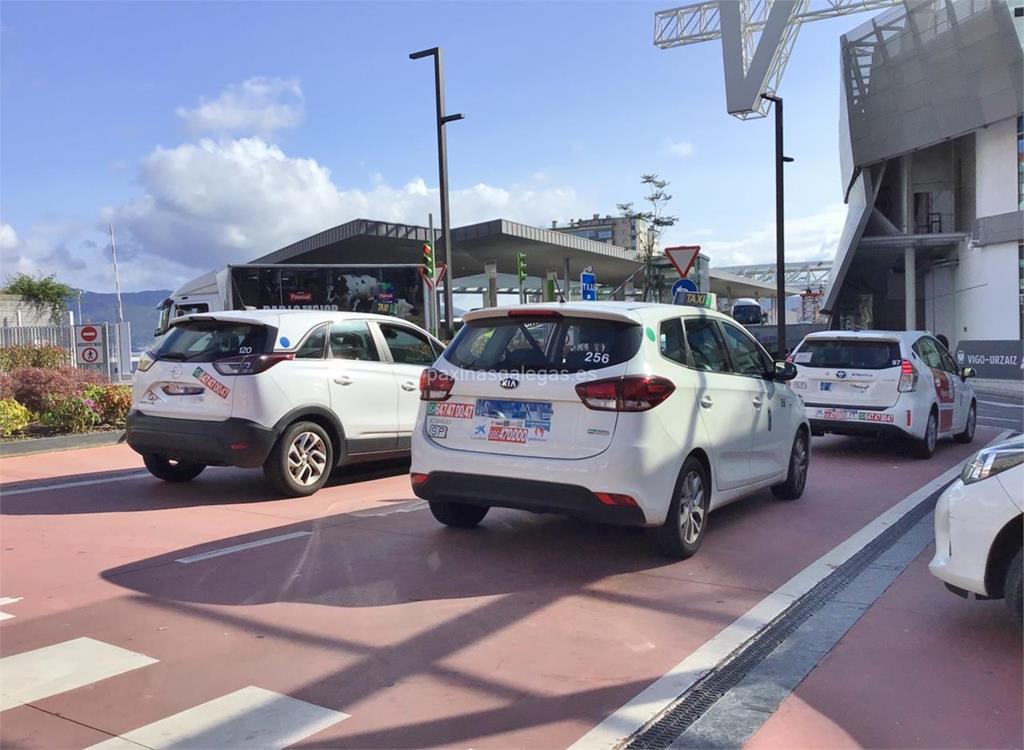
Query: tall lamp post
760,93,794,357
410,46,463,338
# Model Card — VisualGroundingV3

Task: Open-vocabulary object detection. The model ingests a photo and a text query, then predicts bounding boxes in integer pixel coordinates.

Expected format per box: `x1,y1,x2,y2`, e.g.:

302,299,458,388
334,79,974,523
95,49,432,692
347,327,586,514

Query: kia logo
835,370,847,379
499,377,519,390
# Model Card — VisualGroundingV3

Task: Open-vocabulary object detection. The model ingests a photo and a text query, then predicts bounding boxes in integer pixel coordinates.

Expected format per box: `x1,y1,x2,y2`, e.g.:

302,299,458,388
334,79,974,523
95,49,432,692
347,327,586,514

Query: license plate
818,408,894,424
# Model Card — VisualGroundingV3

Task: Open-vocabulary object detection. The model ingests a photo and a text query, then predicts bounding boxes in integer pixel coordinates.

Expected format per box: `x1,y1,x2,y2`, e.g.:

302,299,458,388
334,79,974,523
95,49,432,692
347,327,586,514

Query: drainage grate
624,484,946,750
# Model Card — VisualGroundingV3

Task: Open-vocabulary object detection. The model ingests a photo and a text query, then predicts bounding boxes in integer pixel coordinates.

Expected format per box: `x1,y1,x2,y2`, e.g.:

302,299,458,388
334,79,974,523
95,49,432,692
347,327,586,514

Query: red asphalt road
0,428,1019,749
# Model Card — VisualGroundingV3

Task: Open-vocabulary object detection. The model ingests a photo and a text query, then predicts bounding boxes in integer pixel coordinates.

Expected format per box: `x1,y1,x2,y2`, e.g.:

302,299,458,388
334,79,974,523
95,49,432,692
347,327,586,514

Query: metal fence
0,322,134,382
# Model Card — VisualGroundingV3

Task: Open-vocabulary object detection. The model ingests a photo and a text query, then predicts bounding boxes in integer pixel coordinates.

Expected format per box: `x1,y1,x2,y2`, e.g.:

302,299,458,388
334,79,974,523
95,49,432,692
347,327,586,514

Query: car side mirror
773,360,798,382
961,366,976,381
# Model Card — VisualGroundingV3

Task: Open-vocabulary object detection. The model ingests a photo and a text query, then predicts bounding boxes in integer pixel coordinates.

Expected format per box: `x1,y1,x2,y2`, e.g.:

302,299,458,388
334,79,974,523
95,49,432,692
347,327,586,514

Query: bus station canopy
250,218,642,287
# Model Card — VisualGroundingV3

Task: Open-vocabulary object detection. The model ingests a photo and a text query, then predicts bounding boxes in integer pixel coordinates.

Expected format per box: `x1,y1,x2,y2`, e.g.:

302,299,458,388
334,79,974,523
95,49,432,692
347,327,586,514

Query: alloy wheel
679,470,706,545
287,431,328,486
793,434,808,492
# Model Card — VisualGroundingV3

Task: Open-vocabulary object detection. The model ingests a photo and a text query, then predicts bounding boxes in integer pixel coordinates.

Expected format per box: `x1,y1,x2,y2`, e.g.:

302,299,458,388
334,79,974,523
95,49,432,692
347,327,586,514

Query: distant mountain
68,290,171,350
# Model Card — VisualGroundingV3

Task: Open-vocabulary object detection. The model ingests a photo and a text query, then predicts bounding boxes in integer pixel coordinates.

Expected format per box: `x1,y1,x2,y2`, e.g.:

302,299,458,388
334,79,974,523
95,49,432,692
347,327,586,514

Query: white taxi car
930,435,1023,627
789,330,977,458
126,310,443,496
410,302,810,558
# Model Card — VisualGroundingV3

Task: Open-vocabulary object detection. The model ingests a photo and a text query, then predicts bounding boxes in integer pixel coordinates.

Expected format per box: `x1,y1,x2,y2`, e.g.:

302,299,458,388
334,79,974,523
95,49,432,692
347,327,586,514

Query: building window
1017,115,1023,211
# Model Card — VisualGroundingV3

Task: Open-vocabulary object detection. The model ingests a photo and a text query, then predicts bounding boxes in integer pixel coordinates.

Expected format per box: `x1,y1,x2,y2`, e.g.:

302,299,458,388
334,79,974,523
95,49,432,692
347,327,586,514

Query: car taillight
898,359,918,392
576,375,675,412
213,353,294,376
420,368,455,401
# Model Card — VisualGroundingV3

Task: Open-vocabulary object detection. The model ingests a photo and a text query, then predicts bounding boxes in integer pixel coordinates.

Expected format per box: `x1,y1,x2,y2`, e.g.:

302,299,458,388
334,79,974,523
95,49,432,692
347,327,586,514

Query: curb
0,430,126,458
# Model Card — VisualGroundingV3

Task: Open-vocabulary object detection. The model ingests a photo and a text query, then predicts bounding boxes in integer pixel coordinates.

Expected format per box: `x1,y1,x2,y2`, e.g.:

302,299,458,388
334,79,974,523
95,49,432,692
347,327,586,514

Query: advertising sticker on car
471,399,553,444
191,367,230,399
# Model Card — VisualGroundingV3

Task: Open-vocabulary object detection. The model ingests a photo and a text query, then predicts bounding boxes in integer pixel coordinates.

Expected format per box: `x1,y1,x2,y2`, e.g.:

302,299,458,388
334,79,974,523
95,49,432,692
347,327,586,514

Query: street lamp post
410,46,463,338
760,93,794,358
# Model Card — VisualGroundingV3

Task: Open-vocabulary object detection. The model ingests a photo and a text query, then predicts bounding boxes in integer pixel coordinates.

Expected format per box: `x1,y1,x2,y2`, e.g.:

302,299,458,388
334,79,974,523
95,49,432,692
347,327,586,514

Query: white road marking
1,472,147,496
0,596,23,621
569,430,1013,750
978,416,1023,424
978,399,1023,408
0,637,157,711
350,500,428,517
86,685,349,750
175,531,313,564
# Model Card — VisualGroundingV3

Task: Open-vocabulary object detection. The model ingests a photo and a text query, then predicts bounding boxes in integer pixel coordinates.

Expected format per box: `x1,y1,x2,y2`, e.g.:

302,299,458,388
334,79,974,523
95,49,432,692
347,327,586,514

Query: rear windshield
794,339,902,369
445,316,642,372
156,321,270,363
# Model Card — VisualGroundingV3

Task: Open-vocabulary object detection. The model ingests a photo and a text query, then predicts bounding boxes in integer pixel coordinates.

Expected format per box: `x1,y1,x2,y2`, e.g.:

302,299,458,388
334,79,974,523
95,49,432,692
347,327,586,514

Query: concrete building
823,0,1023,377
549,214,651,258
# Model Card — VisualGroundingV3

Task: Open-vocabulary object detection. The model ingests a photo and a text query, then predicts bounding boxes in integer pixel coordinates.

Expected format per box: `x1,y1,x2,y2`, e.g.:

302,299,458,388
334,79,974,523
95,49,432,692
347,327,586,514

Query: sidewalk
972,378,1023,400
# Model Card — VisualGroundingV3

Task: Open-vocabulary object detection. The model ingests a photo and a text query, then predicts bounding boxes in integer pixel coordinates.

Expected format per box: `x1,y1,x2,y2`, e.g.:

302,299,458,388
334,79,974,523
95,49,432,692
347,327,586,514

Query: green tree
618,174,678,301
2,273,75,324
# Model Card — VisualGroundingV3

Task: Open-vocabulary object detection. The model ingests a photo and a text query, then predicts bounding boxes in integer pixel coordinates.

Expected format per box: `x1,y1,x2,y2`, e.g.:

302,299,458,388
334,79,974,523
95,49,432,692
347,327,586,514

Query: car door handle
400,380,417,391
752,397,763,409
700,394,713,409
333,375,353,386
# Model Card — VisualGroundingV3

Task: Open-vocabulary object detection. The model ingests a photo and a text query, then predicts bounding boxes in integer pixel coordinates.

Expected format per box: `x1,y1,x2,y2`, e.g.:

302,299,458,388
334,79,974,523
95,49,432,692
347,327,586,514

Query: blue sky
1,1,868,292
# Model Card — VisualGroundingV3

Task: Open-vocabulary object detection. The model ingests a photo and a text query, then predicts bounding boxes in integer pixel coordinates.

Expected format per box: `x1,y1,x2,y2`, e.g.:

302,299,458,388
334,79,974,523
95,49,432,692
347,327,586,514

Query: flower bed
0,346,131,439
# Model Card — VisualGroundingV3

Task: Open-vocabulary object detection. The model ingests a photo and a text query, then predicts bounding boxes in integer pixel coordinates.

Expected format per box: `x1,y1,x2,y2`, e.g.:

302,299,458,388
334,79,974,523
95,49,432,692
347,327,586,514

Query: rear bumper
125,411,277,468
411,471,647,526
809,419,910,439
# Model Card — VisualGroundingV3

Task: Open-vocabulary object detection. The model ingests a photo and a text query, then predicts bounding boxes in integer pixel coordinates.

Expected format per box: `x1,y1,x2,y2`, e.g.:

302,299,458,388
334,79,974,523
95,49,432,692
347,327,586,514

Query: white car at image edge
126,310,444,496
788,330,977,458
930,435,1024,627
410,302,811,558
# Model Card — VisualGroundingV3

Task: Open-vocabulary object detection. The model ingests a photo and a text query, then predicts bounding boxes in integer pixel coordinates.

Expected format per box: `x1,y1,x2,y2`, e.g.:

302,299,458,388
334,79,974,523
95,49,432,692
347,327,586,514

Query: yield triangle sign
664,245,701,279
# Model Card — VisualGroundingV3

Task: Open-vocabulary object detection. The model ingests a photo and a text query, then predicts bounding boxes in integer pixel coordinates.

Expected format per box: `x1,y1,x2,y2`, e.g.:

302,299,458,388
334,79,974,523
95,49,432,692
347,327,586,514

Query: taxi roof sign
673,290,717,309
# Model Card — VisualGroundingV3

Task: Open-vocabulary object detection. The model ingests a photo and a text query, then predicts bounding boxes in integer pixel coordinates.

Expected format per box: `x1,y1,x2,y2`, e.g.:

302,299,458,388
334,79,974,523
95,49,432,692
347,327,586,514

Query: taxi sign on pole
580,270,597,301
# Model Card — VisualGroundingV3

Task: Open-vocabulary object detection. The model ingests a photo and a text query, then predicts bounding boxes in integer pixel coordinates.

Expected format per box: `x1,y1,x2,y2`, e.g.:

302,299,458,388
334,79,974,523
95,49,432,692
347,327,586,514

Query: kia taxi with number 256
788,330,977,458
410,302,811,558
126,310,444,496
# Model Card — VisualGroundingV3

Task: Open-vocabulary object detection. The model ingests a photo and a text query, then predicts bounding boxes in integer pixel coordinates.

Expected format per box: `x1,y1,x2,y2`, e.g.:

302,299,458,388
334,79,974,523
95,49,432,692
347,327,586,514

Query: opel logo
499,377,519,390
835,370,847,379
170,365,183,380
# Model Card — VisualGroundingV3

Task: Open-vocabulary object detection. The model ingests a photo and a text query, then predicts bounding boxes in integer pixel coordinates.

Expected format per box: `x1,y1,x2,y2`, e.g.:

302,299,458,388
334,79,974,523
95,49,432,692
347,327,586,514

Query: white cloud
176,77,304,136
0,223,18,250
669,203,846,268
667,139,695,158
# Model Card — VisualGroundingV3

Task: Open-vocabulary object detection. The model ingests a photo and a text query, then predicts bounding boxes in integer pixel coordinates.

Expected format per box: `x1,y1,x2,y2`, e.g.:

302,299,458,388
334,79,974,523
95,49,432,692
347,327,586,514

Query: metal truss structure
717,260,834,291
654,0,901,118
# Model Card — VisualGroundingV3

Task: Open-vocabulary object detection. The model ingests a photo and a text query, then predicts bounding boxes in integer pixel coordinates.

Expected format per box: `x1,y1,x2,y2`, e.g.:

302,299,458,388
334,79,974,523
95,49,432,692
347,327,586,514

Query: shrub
95,385,132,427
7,367,105,414
42,395,100,434
0,345,69,371
0,398,30,437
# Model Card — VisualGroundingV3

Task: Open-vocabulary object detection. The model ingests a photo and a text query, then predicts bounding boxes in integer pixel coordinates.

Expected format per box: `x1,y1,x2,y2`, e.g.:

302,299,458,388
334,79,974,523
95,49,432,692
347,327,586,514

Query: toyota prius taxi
410,302,811,558
788,330,977,458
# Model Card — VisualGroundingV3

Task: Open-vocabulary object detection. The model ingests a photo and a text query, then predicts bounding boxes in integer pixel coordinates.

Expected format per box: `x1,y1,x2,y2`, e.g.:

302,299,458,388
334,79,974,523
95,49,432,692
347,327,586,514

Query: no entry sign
76,325,102,345
75,324,106,365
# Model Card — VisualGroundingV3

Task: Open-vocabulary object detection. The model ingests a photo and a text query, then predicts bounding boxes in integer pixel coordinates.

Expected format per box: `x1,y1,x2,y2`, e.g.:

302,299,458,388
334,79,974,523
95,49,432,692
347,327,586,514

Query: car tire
428,499,489,528
143,454,205,483
650,456,710,559
263,421,334,498
1005,548,1023,629
954,401,976,444
913,409,938,460
772,429,809,501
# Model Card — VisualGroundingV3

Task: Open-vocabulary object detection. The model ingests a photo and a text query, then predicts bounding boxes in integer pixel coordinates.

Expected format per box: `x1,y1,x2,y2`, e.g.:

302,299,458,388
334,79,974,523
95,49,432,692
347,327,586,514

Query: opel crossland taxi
126,310,443,496
410,302,811,558
788,330,977,458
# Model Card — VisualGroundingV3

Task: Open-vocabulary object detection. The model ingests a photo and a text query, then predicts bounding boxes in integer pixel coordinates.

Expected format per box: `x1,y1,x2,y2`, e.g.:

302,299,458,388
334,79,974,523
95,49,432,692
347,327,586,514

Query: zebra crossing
0,637,349,749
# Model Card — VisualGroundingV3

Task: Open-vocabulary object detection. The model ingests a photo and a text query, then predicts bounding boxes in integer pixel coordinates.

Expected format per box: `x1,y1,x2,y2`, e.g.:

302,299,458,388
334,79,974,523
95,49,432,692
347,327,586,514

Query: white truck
155,263,425,337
